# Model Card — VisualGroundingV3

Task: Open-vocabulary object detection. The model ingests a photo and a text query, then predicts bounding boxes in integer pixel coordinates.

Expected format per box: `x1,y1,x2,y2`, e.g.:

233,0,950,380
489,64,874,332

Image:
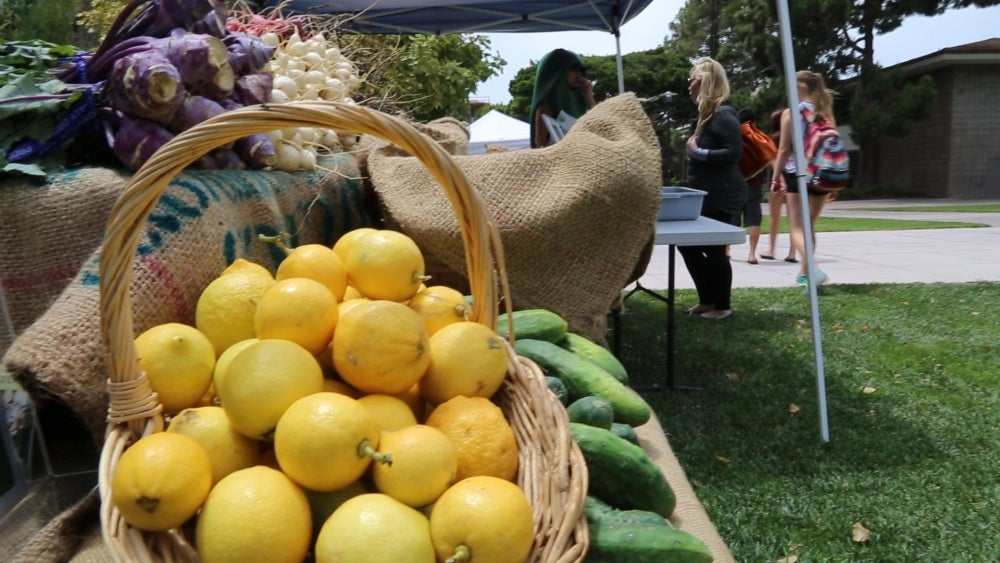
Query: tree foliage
1,0,78,44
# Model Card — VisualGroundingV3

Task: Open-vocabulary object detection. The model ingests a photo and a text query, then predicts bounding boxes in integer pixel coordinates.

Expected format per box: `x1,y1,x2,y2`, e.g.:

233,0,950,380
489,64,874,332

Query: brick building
876,38,1000,198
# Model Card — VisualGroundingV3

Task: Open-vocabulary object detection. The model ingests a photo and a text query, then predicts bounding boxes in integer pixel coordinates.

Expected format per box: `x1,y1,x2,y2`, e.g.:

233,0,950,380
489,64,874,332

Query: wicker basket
97,101,589,562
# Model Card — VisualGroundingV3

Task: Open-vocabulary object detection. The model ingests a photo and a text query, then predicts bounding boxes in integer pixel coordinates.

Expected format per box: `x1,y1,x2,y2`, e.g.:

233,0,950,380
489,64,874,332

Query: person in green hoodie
529,49,597,148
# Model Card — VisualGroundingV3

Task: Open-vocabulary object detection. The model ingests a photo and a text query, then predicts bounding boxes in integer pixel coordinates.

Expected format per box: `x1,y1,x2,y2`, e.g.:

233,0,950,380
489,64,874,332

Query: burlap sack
368,93,661,342
0,168,131,352
3,153,373,449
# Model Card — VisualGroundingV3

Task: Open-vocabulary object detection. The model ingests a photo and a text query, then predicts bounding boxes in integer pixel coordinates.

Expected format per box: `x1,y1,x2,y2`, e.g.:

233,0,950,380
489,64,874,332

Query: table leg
667,244,676,388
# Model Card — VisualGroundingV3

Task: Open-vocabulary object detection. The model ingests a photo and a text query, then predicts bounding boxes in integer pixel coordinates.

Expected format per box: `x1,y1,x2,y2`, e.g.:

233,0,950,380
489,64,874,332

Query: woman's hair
796,70,835,117
691,57,730,133
769,108,783,145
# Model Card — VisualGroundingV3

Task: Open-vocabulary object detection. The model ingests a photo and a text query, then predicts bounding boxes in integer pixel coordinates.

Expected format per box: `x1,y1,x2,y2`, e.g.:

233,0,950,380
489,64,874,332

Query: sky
472,0,1000,105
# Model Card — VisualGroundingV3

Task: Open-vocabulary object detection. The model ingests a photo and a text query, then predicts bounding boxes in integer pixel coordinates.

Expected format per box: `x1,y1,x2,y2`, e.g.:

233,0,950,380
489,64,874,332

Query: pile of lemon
112,228,534,563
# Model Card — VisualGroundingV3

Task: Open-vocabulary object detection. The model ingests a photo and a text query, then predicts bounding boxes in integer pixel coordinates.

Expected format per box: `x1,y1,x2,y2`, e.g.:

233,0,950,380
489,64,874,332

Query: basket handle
98,101,511,434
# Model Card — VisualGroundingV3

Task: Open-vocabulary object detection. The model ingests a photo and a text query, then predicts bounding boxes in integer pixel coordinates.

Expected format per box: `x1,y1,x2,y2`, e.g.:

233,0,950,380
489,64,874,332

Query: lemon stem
137,496,161,514
446,545,471,563
357,438,392,466
258,233,294,256
411,271,432,284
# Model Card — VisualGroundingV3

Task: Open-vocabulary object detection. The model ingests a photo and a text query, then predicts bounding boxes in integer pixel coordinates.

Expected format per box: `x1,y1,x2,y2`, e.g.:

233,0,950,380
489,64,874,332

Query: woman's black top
686,101,748,217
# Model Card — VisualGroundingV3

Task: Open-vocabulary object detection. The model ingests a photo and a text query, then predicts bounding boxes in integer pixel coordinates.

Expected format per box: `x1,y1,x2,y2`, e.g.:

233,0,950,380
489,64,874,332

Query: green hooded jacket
529,49,590,147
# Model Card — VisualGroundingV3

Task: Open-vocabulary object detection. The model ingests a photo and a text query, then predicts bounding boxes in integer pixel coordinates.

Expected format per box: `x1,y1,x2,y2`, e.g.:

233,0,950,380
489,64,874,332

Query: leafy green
0,39,77,87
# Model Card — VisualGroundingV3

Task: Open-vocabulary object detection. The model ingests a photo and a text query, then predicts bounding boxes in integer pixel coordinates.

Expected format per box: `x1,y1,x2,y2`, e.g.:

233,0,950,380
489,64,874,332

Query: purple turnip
224,31,276,75
108,50,185,124
160,30,235,100
235,132,277,169
169,94,227,133
110,113,175,171
231,72,272,106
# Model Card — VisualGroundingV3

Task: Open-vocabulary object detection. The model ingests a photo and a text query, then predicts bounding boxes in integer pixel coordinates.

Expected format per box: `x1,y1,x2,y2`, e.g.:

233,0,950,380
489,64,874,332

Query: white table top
654,216,746,246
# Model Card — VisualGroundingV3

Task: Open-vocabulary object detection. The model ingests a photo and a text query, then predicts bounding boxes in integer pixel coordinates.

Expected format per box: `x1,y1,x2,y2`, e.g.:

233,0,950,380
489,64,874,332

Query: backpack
738,119,777,180
801,104,850,191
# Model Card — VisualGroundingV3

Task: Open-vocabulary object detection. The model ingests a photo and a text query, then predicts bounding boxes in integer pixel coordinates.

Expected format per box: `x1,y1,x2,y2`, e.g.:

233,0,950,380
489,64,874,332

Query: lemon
212,338,258,394
344,229,429,302
332,300,431,395
341,285,364,301
358,394,418,432
196,270,275,356
254,277,339,355
305,480,368,538
430,476,534,563
419,321,509,405
394,384,428,422
195,466,311,563
425,395,519,482
166,406,259,485
217,339,324,441
220,258,272,278
372,424,457,508
322,378,360,397
273,392,387,492
338,296,370,317
315,493,435,563
276,243,349,301
110,432,212,531
332,227,378,263
407,285,470,336
134,322,216,414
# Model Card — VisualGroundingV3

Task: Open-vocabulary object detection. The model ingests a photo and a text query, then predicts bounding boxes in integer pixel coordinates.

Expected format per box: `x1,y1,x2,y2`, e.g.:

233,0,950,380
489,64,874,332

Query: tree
2,0,78,44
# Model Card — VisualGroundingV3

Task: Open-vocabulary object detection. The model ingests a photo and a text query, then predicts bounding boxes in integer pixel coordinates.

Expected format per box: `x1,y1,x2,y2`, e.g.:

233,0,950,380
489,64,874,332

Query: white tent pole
774,0,830,443
615,31,625,94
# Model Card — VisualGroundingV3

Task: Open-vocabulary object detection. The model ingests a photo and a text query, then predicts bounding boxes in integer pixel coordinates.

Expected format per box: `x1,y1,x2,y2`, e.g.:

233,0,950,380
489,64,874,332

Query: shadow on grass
612,288,948,478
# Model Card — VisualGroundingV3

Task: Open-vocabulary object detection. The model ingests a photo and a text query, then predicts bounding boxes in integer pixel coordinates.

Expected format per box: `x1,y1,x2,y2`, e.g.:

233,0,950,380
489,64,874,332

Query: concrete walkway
635,199,1000,290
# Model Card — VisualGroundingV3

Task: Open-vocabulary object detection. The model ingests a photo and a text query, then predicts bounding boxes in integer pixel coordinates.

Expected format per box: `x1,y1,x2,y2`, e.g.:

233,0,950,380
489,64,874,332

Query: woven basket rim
96,101,587,562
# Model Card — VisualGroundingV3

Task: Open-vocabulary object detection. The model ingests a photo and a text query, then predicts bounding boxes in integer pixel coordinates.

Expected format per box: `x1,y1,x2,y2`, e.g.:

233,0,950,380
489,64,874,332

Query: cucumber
586,520,713,563
568,423,675,518
584,495,670,527
566,396,614,429
545,376,569,405
560,332,628,384
514,339,651,426
497,309,568,343
610,422,640,445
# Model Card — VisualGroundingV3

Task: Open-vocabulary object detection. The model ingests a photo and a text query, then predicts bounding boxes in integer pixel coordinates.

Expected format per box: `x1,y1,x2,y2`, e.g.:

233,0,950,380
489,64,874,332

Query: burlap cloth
367,93,661,343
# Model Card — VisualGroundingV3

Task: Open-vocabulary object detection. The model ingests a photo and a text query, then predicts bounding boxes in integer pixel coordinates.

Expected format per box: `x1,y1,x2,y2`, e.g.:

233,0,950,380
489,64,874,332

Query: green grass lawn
857,204,1000,213
615,283,1000,561
761,216,986,234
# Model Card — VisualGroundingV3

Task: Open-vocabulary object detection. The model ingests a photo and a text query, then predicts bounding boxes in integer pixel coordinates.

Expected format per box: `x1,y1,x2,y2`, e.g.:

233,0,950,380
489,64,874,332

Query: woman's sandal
760,254,775,260
700,309,733,320
684,304,714,315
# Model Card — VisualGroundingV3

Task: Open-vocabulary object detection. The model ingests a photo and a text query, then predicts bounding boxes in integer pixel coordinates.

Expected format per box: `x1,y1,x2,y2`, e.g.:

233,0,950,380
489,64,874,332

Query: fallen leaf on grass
788,404,802,417
852,522,871,543
971,311,980,316
862,386,876,394
776,556,799,563
715,455,730,464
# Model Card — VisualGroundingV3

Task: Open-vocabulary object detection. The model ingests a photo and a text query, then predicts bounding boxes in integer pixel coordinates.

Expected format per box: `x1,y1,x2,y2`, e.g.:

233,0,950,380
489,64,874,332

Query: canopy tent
267,0,657,93
468,109,530,153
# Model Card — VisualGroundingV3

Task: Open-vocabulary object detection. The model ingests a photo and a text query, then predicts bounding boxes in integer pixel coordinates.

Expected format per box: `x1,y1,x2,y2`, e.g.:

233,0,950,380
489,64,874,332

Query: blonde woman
680,58,747,320
770,70,836,289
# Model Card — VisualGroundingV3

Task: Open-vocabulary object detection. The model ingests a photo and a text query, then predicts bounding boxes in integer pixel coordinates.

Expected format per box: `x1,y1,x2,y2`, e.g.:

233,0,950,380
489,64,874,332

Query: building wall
947,65,1000,198
877,63,1000,198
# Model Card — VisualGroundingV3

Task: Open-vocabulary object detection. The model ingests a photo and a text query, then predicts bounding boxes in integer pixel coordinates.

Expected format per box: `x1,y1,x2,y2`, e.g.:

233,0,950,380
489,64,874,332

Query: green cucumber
586,520,713,563
560,332,628,384
610,422,640,445
569,423,675,518
514,339,651,426
584,495,670,527
497,309,568,343
566,396,614,429
545,376,569,405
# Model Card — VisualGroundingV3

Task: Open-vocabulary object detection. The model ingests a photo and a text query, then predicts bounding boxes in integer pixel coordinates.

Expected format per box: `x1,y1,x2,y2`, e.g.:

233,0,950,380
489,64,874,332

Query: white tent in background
467,110,531,154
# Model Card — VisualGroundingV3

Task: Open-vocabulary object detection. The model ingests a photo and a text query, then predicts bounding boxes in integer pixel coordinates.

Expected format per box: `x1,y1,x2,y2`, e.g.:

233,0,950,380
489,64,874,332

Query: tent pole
774,0,830,443
614,31,625,94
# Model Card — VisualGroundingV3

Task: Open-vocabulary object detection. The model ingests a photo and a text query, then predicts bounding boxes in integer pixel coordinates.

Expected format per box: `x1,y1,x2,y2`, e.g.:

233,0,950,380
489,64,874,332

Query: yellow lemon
394,384,428,422
305,480,369,539
372,425,457,508
344,229,429,302
430,476,534,563
338,296,370,317
419,321,509,405
315,493,435,563
332,300,431,395
273,392,387,492
254,277,339,355
322,378,360,398
220,258,272,278
212,337,258,394
217,339,324,441
134,322,216,414
425,395,519,482
358,394,418,432
166,406,259,485
196,270,275,356
110,432,212,531
332,227,378,263
195,466,311,563
276,243,349,301
407,285,470,336
341,285,364,301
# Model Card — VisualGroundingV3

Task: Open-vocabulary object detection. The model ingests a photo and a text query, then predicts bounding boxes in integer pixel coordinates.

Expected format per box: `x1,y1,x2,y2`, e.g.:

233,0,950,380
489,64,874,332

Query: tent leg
615,33,625,94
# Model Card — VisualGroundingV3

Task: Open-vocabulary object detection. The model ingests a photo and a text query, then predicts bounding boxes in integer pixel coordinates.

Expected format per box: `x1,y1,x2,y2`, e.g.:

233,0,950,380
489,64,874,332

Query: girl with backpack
770,70,838,290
